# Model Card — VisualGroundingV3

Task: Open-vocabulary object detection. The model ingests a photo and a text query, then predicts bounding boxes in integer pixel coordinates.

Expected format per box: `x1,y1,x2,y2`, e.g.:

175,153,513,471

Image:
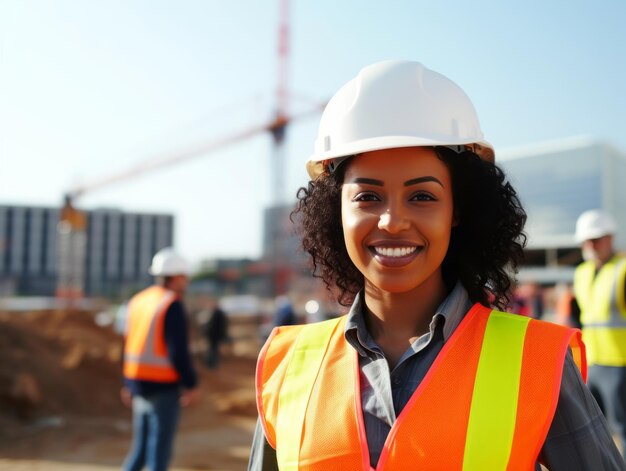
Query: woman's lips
370,245,422,267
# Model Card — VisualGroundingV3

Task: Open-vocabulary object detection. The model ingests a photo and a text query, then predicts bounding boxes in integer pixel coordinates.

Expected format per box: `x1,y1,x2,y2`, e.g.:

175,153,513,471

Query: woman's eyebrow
349,176,443,187
404,176,443,187
351,177,384,186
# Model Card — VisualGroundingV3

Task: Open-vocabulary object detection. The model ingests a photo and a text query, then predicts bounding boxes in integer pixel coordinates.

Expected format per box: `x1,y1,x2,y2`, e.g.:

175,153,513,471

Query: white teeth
374,246,417,257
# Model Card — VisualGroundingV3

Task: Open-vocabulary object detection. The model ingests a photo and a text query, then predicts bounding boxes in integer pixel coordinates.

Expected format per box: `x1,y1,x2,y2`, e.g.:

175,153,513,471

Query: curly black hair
292,147,527,310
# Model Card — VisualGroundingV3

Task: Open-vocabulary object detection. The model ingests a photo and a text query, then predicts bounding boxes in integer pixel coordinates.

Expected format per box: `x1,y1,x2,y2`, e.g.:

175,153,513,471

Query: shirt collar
344,282,474,356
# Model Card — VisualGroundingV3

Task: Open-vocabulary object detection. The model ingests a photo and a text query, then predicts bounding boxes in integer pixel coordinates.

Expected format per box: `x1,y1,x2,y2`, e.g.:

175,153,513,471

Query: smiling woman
248,60,625,470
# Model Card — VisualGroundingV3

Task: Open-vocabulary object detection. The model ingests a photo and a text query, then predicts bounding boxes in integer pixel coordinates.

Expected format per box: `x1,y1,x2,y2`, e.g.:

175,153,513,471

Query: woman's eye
410,192,436,202
353,192,380,202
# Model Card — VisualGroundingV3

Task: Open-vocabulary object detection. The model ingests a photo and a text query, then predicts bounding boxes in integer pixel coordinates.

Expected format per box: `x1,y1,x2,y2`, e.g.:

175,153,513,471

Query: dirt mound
0,309,126,432
0,309,262,470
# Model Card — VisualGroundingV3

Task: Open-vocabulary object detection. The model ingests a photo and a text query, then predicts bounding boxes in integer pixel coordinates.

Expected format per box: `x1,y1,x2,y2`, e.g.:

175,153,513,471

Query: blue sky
2,1,625,264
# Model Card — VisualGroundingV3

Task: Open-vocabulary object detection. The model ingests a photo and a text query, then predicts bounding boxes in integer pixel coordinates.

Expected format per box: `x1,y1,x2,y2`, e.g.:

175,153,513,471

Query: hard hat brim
149,267,190,276
574,228,615,243
306,137,495,179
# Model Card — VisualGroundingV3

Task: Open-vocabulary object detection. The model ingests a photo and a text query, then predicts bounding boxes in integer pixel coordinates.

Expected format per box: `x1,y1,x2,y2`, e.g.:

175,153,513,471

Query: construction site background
0,295,275,471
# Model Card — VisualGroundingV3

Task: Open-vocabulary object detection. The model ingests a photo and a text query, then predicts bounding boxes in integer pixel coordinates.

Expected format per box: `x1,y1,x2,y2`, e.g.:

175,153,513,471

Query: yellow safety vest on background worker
574,255,626,366
256,304,585,471
123,285,180,382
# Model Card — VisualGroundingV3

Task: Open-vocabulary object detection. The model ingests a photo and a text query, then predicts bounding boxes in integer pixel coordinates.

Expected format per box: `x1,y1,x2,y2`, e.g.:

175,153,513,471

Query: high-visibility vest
256,304,585,471
123,285,180,382
574,255,626,366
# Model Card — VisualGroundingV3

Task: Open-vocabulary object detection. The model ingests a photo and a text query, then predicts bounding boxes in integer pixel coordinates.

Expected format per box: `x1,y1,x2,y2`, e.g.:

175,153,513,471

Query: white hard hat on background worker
575,209,618,243
306,60,495,179
149,247,191,276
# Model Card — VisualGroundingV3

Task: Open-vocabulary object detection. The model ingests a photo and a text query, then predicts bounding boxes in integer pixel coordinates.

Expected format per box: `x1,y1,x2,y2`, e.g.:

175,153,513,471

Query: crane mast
270,0,290,206
268,0,291,295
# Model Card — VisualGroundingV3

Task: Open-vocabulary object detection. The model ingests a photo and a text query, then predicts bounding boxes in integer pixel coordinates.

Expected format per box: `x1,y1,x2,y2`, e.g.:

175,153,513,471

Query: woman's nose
378,207,410,233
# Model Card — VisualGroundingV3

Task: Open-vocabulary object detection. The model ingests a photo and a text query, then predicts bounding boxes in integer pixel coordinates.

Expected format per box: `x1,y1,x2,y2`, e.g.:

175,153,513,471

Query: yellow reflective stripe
276,318,341,471
463,312,530,470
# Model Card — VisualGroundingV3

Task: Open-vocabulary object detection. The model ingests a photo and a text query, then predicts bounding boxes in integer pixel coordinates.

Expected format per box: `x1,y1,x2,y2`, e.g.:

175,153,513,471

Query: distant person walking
204,302,229,369
121,247,199,471
272,295,296,327
573,209,626,456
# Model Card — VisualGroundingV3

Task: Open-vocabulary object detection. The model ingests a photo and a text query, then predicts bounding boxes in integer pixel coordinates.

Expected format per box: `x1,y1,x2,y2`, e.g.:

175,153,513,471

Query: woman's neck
363,272,448,365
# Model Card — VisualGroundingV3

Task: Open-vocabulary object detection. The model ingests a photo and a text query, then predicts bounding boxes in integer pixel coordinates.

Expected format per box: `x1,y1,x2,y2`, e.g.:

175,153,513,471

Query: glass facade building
499,137,626,282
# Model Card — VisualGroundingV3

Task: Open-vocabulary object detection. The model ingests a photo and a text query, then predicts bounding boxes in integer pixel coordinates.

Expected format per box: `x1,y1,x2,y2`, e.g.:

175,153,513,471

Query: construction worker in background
121,247,200,471
248,60,624,470
203,300,229,369
573,209,626,457
272,295,297,327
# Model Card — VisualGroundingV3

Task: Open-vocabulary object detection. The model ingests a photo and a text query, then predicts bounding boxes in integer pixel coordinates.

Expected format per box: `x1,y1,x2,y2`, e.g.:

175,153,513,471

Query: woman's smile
370,243,421,266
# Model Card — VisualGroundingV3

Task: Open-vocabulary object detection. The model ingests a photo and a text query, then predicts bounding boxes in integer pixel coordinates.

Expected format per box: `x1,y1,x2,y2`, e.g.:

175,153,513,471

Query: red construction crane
57,0,325,299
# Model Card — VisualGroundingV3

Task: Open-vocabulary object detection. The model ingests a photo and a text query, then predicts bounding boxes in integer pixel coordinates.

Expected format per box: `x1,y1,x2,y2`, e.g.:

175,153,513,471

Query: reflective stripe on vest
123,285,180,382
256,304,586,471
574,256,626,366
462,312,528,469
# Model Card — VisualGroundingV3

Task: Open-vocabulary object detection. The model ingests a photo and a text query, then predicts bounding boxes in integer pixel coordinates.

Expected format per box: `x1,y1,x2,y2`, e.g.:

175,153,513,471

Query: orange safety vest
256,304,586,471
123,285,181,383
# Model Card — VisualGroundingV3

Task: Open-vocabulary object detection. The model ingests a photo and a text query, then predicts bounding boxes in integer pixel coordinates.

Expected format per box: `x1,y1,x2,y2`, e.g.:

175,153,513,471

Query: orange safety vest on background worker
256,304,585,471
574,255,626,366
124,285,181,382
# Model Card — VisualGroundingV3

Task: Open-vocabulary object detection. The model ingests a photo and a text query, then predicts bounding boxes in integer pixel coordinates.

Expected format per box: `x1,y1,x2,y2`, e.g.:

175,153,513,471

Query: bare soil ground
0,309,260,471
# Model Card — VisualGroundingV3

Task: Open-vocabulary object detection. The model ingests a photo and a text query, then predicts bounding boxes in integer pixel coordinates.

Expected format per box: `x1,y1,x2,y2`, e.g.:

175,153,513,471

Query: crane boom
67,106,322,201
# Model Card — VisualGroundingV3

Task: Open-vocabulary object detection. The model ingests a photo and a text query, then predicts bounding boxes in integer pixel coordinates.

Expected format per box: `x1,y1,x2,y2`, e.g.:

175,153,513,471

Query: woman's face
340,147,455,295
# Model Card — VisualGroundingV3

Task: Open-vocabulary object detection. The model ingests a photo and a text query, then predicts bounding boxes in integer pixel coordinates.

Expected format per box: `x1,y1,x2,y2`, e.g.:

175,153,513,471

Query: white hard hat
306,60,494,179
575,209,618,243
149,247,191,276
